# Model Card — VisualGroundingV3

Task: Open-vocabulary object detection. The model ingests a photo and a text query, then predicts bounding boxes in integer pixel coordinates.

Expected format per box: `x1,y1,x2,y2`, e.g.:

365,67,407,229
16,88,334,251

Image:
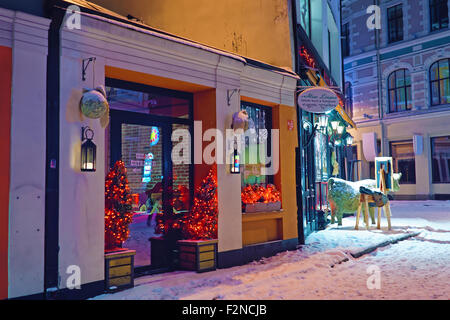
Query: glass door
119,123,164,268
107,79,193,273
299,111,317,241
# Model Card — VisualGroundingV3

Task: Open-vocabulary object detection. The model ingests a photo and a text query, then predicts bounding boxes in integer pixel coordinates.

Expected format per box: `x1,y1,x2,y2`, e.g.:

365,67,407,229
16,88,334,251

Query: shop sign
297,87,339,113
287,120,294,131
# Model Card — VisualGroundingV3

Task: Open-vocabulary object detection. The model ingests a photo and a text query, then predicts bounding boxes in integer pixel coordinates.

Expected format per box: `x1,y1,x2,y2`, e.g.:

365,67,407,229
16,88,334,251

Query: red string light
105,160,133,250
241,184,281,205
181,168,218,240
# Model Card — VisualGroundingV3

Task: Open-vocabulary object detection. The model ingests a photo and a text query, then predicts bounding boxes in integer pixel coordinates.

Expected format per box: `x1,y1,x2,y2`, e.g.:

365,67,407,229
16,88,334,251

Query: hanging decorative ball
80,86,109,120
231,110,249,131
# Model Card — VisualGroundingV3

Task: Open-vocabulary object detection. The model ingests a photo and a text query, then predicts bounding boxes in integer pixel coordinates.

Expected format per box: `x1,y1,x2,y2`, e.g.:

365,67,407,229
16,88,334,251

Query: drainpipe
374,0,385,155
44,2,64,298
291,0,305,245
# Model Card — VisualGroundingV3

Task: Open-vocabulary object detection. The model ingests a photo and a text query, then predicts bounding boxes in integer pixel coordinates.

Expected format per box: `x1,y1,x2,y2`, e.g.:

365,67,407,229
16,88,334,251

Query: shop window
106,84,191,119
388,69,412,113
390,140,416,184
430,58,450,106
387,4,403,43
297,0,311,38
314,131,329,182
240,102,273,187
431,136,450,183
430,0,449,32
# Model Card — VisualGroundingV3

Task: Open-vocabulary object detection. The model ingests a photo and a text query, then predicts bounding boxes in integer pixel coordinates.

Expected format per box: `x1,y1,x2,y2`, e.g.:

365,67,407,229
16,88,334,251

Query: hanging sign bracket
82,57,96,81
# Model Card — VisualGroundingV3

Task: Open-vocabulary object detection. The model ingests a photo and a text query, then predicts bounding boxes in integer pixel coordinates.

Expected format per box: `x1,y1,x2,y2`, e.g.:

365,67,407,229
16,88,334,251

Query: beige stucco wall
90,0,295,70
349,110,450,198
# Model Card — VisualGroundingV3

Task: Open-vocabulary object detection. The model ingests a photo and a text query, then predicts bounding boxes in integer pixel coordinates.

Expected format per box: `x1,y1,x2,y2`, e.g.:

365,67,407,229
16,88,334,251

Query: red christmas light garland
182,168,218,240
241,184,281,205
104,160,133,250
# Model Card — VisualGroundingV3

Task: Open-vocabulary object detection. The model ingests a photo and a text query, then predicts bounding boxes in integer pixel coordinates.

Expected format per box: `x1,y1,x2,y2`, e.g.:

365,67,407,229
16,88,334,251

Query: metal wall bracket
82,57,96,81
227,89,240,106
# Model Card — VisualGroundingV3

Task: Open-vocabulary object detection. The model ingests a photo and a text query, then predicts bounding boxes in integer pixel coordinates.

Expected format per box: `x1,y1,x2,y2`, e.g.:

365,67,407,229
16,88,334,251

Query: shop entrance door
107,79,193,274
296,111,317,243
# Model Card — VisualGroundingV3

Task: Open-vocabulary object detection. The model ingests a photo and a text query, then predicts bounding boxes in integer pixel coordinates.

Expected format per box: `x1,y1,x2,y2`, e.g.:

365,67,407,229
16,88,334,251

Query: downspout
44,2,64,298
374,0,385,155
340,0,347,179
291,0,305,245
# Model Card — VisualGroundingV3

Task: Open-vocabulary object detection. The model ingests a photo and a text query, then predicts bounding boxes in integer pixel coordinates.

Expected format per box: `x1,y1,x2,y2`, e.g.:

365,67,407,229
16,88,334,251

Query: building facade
343,0,450,199
293,0,356,239
1,0,302,299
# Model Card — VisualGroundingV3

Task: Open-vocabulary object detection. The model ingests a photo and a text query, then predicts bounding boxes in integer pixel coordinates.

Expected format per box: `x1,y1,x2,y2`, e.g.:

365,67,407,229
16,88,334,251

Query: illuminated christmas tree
105,160,133,250
182,168,218,240
153,182,189,236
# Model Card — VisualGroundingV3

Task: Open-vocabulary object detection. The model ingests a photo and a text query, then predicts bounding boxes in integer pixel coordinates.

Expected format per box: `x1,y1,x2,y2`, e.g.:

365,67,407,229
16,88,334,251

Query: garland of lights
104,160,133,250
182,168,218,240
241,184,281,205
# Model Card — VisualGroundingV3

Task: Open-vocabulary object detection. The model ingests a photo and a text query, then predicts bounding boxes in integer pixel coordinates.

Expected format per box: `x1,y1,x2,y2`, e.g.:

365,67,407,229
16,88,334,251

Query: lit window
387,4,403,43
298,0,311,38
430,58,450,106
390,140,416,184
431,136,450,183
240,102,273,187
430,0,449,31
388,69,412,113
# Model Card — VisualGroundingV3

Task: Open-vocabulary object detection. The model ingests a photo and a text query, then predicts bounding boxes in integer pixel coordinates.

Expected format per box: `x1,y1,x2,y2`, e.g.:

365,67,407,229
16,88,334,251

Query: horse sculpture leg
385,203,392,230
369,207,376,224
377,207,381,229
363,196,370,229
355,203,362,230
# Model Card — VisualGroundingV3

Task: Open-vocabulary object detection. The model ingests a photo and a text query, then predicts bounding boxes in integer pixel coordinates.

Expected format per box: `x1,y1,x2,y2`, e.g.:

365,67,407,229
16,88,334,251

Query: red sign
287,120,294,131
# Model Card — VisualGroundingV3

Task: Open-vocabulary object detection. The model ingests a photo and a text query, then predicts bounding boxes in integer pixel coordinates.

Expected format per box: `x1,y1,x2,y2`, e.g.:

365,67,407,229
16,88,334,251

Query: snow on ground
93,201,450,300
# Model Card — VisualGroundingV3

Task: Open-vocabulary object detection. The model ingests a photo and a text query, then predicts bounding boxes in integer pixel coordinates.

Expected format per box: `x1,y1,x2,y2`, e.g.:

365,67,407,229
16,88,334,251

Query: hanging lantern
337,123,345,135
330,120,339,131
318,114,329,133
81,126,96,172
346,134,354,146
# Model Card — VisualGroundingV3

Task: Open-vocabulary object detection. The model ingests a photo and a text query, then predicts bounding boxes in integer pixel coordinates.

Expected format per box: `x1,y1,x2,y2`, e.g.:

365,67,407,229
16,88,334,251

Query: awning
335,104,356,129
314,72,356,129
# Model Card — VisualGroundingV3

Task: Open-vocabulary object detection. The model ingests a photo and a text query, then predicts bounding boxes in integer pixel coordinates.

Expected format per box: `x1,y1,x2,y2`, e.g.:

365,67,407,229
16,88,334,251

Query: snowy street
93,201,450,300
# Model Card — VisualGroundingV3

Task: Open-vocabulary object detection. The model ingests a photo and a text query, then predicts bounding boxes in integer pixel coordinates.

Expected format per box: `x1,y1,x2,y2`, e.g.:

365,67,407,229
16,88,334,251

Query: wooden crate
177,239,218,273
105,249,136,291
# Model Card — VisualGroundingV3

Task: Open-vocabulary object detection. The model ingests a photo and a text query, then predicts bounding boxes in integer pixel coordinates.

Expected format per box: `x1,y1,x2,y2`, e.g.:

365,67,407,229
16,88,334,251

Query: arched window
388,69,412,113
430,58,450,106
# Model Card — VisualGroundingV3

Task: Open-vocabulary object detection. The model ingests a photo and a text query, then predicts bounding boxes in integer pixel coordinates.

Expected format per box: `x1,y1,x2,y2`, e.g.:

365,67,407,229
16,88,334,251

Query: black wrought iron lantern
81,126,96,172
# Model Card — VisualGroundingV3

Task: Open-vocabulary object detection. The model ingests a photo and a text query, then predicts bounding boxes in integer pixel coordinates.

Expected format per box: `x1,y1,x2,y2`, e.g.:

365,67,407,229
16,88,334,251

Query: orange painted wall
193,89,217,189
0,46,12,300
92,0,294,70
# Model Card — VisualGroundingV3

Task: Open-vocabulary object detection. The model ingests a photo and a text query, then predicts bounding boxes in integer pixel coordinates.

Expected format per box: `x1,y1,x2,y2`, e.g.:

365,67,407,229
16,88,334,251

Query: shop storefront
1,0,302,299
0,1,299,299
295,28,356,241
106,79,194,272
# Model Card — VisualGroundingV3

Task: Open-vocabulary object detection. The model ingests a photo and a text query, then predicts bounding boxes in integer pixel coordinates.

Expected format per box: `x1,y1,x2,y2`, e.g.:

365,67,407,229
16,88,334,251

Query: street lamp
346,134,354,146
330,120,339,131
337,123,345,135
318,114,329,133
